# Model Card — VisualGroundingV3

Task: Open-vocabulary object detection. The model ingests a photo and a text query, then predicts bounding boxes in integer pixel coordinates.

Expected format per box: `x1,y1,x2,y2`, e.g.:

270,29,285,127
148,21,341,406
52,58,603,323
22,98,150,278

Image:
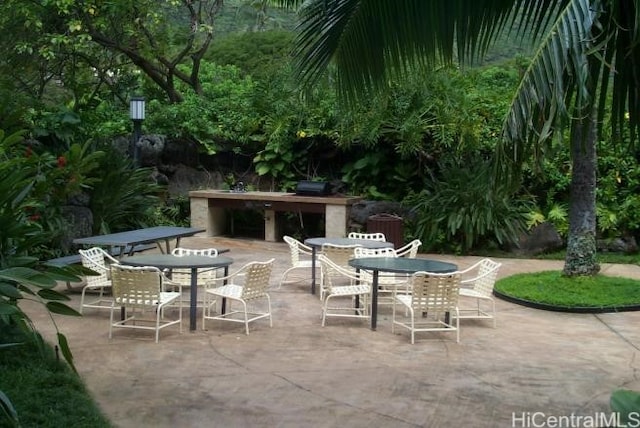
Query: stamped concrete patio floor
30,237,640,427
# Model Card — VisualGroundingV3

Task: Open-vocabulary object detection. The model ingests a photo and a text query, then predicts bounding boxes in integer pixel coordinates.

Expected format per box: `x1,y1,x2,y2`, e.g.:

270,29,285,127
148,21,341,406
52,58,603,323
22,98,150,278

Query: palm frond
499,0,597,167
605,0,640,145
292,0,520,101
499,0,640,171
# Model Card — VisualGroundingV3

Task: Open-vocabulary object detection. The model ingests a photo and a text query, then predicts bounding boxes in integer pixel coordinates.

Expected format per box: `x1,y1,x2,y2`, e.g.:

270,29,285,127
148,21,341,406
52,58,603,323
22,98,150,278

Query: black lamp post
129,96,145,166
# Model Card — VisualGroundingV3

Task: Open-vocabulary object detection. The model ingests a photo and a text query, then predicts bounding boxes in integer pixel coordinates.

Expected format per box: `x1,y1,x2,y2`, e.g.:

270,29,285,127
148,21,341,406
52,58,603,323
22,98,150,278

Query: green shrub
0,130,103,427
88,146,162,234
406,160,533,253
207,30,294,78
146,62,259,154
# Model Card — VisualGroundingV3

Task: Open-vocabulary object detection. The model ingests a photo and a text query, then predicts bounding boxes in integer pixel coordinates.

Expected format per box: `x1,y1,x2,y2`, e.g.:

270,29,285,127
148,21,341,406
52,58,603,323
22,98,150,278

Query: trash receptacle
367,214,404,249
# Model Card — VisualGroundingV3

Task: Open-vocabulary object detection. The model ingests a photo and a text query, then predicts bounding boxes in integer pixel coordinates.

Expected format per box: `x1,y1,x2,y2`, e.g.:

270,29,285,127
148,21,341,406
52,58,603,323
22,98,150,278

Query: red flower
25,146,32,157
28,214,40,221
57,156,67,168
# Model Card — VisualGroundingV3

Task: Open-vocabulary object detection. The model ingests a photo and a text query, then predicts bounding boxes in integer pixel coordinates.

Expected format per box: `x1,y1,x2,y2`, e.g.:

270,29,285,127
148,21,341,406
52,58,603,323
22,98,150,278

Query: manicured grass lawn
0,332,111,428
535,250,640,265
495,271,640,309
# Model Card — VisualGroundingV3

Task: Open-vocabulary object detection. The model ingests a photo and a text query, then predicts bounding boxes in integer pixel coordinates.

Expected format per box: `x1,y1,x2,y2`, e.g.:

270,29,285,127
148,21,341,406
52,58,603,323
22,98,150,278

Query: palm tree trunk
562,111,600,276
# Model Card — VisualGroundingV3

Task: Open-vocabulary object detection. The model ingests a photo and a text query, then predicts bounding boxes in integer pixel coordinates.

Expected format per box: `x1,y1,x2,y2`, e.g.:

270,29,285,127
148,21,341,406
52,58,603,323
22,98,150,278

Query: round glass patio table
349,257,458,331
304,237,394,295
120,254,233,331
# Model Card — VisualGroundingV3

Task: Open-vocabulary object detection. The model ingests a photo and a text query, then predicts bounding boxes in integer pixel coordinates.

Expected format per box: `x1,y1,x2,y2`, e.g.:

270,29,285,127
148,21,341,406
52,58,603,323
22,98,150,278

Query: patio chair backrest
348,232,386,242
410,271,461,314
110,264,163,309
318,255,367,292
354,247,397,259
172,247,219,257
469,259,501,297
170,247,219,284
240,260,274,301
321,243,359,267
79,247,117,287
283,236,313,266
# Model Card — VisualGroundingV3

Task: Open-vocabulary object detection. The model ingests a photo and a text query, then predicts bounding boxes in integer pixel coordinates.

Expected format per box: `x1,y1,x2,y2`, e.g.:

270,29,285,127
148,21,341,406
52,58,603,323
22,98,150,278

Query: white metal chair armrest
456,259,487,276
395,239,422,258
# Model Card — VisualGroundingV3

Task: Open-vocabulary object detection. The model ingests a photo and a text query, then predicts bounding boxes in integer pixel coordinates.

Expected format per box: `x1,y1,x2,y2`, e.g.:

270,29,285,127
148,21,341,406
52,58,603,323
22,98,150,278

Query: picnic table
72,226,205,257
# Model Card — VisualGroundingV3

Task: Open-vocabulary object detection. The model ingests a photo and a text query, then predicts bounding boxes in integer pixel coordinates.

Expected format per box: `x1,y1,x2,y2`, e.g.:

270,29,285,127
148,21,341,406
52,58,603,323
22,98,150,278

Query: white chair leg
109,306,115,339
242,301,249,335
391,301,396,334
321,297,329,326
155,310,161,343
491,300,496,328
266,295,273,327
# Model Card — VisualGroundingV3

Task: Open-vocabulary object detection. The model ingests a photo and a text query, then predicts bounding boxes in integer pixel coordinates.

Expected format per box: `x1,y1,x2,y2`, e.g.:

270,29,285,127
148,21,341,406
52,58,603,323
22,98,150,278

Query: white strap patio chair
109,264,182,343
202,259,275,335
392,271,461,344
278,236,317,288
319,243,360,301
165,248,219,308
354,246,408,304
457,258,502,328
78,247,119,314
318,255,371,327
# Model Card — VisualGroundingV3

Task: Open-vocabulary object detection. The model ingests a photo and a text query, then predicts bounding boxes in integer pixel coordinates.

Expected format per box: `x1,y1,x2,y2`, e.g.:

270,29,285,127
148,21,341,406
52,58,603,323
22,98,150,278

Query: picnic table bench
46,244,157,290
46,244,157,267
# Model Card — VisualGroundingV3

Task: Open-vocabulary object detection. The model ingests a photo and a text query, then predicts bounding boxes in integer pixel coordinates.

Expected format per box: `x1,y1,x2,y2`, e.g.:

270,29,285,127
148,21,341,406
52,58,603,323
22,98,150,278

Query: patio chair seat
208,283,243,299
328,283,371,297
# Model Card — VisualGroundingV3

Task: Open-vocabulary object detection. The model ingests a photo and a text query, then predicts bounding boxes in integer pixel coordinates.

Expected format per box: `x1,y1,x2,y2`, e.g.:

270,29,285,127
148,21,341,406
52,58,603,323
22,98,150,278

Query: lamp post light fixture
129,96,145,166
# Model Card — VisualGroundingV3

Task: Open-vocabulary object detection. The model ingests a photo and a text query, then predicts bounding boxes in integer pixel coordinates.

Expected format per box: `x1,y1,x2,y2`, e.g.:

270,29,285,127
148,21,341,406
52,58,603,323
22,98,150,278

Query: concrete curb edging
494,289,640,314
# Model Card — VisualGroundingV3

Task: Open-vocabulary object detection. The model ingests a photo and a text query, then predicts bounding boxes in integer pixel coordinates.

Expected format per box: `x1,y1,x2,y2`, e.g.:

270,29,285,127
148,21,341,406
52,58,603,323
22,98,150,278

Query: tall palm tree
281,0,639,276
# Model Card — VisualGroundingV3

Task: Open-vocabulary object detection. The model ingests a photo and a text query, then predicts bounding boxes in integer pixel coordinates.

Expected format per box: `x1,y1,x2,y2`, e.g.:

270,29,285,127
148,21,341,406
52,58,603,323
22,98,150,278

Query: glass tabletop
349,257,457,274
120,254,233,269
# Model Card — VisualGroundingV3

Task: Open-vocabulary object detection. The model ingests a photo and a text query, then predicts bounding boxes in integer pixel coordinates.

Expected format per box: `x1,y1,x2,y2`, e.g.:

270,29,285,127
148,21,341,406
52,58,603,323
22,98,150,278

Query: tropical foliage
1,0,640,257
280,0,640,275
0,129,85,346
88,146,162,235
0,130,95,426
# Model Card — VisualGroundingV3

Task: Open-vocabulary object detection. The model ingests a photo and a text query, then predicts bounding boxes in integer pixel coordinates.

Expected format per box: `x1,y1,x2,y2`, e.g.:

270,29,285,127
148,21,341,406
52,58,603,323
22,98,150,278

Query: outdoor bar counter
189,190,362,241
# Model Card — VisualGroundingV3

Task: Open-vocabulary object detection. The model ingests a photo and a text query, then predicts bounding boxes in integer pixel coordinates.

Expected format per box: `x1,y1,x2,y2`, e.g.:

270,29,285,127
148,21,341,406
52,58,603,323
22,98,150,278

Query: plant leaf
0,390,19,427
56,332,77,373
0,302,20,315
611,389,640,424
37,288,71,301
45,302,82,317
0,283,22,299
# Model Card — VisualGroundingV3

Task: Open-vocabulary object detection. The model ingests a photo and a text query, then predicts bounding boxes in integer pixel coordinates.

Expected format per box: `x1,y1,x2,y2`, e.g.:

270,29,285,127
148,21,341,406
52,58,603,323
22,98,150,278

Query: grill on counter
295,181,331,196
